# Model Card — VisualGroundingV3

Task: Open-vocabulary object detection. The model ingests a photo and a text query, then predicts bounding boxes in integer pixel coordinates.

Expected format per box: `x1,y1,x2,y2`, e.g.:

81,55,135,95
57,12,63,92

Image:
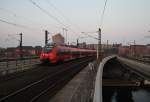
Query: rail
0,57,94,102
124,56,150,65
93,55,116,102
118,56,150,80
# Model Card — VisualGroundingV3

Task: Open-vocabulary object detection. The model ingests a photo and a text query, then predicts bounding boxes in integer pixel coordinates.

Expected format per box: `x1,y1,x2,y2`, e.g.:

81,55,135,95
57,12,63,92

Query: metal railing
0,58,40,76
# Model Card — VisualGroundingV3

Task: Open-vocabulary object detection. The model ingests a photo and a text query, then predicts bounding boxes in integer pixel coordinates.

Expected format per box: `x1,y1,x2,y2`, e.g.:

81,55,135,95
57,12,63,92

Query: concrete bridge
93,55,150,102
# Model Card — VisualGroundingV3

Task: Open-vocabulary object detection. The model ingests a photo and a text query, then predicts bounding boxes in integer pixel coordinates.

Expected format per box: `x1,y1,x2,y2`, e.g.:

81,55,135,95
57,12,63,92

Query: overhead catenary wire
0,2,74,34
29,0,67,28
45,0,81,31
29,0,80,37
86,34,99,40
99,0,108,28
45,0,67,21
80,0,109,42
81,32,99,40
0,18,32,30
0,18,43,32
8,34,20,41
44,0,89,40
0,7,45,31
44,0,80,36
0,8,17,17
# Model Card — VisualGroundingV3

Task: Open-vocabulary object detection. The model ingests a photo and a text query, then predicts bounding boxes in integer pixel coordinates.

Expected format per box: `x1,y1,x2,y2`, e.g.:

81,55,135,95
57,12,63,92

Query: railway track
0,57,91,83
0,57,91,92
118,57,150,81
0,57,95,102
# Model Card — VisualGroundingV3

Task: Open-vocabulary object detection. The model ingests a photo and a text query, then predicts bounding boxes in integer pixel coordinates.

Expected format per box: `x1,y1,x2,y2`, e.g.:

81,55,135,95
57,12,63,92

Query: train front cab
40,46,57,63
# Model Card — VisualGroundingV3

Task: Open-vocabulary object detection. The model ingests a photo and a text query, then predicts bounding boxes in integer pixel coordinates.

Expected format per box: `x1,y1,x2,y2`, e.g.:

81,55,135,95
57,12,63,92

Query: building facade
52,33,65,45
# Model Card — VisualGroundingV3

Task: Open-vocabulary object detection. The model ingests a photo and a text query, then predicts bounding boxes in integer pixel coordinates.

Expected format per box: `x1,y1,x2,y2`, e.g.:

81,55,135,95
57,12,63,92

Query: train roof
56,45,96,52
45,44,96,52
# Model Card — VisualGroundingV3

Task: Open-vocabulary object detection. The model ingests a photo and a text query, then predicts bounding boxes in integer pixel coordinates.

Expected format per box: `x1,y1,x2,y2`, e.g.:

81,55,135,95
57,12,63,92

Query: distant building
0,46,42,59
16,46,35,57
86,44,95,49
0,48,6,56
86,44,114,51
34,46,42,55
130,45,146,57
118,44,150,57
52,33,65,45
118,46,130,57
78,42,86,48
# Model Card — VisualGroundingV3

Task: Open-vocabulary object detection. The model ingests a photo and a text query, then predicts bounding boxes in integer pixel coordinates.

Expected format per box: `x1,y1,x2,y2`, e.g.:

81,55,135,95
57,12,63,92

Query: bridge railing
0,58,40,76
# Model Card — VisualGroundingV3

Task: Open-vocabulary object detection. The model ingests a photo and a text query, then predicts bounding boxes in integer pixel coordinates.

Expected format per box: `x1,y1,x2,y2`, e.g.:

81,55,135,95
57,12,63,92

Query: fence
0,58,40,76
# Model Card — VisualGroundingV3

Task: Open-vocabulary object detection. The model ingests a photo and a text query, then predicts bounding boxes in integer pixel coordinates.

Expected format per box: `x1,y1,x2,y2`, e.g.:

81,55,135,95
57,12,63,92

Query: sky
0,0,150,48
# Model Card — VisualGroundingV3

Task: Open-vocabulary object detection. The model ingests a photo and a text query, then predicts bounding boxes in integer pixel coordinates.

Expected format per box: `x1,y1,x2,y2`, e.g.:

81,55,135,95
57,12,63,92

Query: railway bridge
94,55,150,102
0,55,150,102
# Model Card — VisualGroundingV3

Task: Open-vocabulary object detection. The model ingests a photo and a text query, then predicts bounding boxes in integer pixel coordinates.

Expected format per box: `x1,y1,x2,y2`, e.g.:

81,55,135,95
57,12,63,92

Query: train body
40,45,96,63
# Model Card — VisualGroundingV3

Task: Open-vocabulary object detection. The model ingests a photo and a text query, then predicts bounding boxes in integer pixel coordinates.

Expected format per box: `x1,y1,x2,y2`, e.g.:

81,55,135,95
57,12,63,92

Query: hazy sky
0,0,150,48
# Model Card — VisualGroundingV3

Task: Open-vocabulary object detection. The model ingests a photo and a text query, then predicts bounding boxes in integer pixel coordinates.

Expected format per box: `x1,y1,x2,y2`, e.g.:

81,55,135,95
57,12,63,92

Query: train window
43,47,53,53
65,49,69,54
57,49,62,55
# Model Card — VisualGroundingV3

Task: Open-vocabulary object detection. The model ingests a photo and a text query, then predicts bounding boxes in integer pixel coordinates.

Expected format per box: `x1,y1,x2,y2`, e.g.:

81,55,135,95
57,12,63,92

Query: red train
40,45,96,63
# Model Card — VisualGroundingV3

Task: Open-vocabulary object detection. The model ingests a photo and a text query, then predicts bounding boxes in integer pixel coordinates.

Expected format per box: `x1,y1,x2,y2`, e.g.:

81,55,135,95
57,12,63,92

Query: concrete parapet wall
93,55,116,102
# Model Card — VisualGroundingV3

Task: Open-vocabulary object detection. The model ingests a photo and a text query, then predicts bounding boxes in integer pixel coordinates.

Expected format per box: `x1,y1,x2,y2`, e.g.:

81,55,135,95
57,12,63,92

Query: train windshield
43,47,53,53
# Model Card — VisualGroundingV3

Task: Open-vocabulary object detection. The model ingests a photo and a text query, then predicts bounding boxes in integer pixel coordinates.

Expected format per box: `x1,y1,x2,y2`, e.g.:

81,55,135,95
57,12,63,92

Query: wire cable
8,34,20,41
0,18,42,32
99,0,108,28
0,8,17,17
0,7,45,31
0,18,31,29
30,0,84,39
29,0,67,28
82,33,99,40
45,0,81,31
